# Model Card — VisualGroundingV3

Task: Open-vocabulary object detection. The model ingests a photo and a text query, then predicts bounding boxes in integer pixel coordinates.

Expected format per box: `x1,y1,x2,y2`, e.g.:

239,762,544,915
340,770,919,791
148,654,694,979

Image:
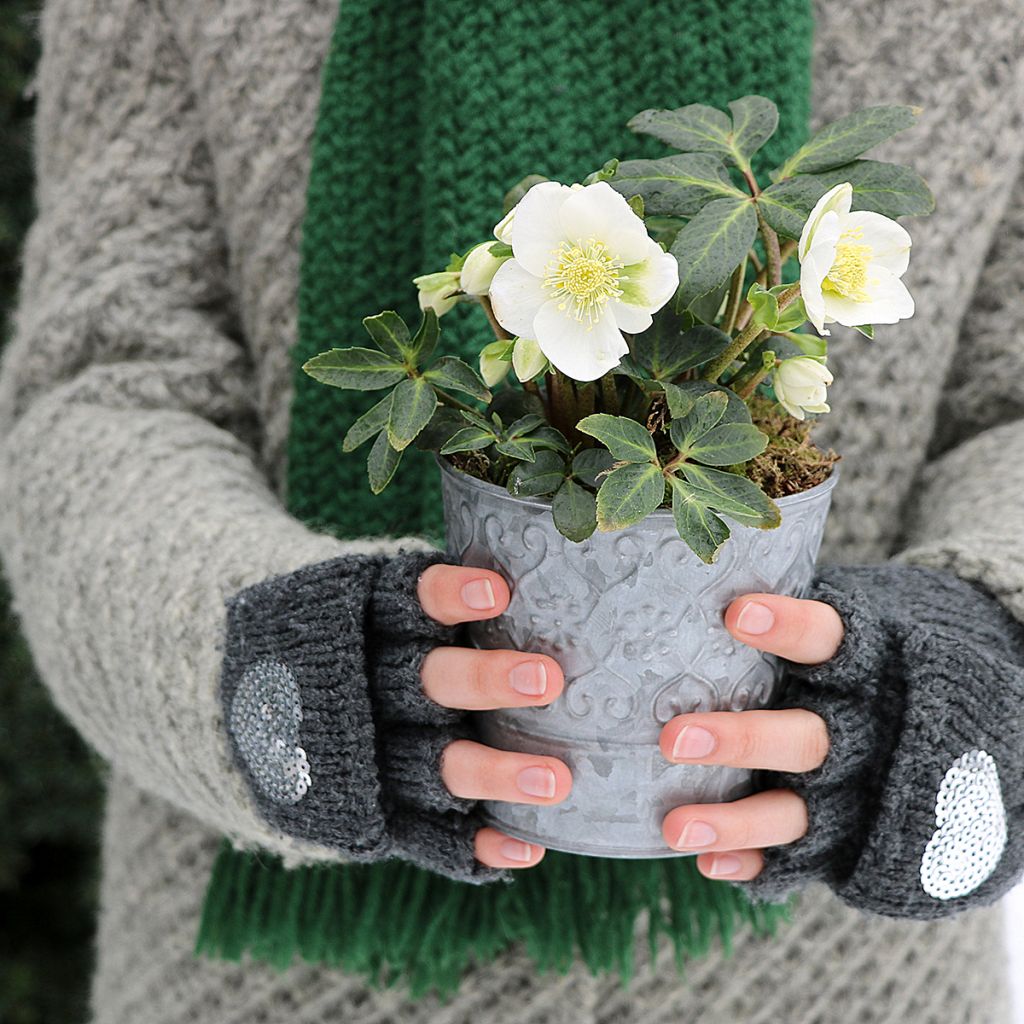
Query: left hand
659,592,845,881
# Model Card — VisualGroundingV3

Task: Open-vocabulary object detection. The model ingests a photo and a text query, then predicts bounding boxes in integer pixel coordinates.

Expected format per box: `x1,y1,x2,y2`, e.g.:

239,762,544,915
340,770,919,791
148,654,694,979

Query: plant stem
722,256,747,335
522,378,542,399
549,369,577,435
600,373,620,414
433,388,477,414
575,381,595,419
702,321,768,383
741,164,760,196
757,207,783,288
479,295,512,340
735,361,774,399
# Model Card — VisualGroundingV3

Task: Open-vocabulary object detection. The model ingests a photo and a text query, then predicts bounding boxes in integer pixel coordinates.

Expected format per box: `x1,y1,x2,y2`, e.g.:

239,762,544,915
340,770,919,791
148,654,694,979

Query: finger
660,708,829,773
694,848,765,881
417,563,511,626
662,788,808,853
725,593,844,664
421,646,565,710
474,826,547,869
441,738,573,805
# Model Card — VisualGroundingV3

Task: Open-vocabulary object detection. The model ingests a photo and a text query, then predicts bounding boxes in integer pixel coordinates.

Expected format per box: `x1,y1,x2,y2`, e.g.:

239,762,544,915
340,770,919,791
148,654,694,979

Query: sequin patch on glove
229,658,311,804
920,749,1007,900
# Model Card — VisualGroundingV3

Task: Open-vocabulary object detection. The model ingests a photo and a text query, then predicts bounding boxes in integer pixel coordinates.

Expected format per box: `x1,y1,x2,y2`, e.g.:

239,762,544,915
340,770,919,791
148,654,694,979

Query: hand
417,563,572,870
658,593,845,881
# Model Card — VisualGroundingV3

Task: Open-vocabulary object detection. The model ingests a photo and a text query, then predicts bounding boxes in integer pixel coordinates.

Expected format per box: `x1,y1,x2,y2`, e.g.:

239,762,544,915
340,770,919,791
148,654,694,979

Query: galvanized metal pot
440,457,838,858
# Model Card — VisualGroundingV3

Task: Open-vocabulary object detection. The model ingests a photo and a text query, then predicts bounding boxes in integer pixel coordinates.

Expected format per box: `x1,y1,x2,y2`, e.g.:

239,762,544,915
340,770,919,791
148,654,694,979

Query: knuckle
733,725,762,766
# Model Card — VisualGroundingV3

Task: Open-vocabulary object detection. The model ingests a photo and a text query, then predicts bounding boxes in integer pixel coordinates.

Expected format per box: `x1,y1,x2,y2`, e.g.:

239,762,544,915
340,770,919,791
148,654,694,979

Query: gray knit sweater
2,0,1024,1021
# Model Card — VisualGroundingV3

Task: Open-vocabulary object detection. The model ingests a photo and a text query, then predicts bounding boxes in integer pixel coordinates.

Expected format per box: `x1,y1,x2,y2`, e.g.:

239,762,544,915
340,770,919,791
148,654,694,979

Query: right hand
417,563,573,869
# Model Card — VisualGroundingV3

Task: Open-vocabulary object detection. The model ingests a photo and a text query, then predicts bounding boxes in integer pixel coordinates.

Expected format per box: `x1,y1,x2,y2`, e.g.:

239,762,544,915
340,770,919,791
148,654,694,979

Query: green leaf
362,311,414,362
775,105,919,180
686,279,730,325
494,438,537,461
596,463,666,531
552,478,598,542
527,425,572,455
572,448,615,488
423,356,491,401
803,159,935,218
414,406,464,451
627,194,645,218
488,241,514,259
410,309,440,362
853,324,875,339
302,348,407,390
628,103,734,159
342,392,394,452
583,158,620,185
678,463,781,528
662,381,695,419
668,392,729,453
728,95,779,167
610,154,741,217
672,380,752,422
440,425,497,454
633,309,731,380
367,431,403,494
506,413,547,438
508,450,567,497
671,197,759,311
756,177,829,239
774,297,808,332
503,174,548,213
786,331,828,358
645,216,686,249
576,414,658,463
747,282,780,330
687,423,768,466
387,378,438,451
669,476,731,563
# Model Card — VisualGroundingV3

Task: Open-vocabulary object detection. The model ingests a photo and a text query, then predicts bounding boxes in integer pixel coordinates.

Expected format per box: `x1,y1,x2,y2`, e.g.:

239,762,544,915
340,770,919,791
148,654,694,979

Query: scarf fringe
196,843,797,1002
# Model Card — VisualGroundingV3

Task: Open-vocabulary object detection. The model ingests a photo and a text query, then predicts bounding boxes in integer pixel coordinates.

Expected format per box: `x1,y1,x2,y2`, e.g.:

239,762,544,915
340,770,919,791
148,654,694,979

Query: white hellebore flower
799,182,914,336
460,242,509,296
774,356,833,420
511,337,547,382
488,181,679,381
479,340,512,387
413,270,461,317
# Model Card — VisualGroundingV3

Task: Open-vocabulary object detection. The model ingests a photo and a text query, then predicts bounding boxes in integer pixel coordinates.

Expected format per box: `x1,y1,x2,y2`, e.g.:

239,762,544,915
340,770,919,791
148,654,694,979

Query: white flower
479,340,512,387
774,356,833,420
511,337,547,381
413,270,461,317
488,181,679,381
460,243,510,296
494,208,515,243
798,182,914,336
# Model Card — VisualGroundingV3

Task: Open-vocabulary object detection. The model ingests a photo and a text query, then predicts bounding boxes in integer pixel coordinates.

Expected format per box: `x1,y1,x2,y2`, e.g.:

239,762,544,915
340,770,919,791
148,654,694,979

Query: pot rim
436,452,839,515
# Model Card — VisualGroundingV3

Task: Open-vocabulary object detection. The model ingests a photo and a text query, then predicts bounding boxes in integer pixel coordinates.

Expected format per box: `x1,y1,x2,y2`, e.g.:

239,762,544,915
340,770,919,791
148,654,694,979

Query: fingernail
500,838,534,862
461,578,496,611
736,600,774,636
671,725,716,760
517,766,557,798
677,820,717,849
510,661,548,696
708,854,742,877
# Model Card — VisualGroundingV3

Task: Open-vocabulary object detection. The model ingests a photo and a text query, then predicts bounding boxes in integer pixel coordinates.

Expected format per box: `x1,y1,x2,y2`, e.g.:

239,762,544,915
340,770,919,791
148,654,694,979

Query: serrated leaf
775,105,919,180
668,392,729,453
342,392,394,452
506,413,547,438
508,450,566,497
553,478,598,542
596,463,666,531
423,356,491,401
756,177,829,239
628,103,734,158
687,423,768,466
572,448,615,488
503,174,548,214
576,414,658,463
367,431,403,494
671,197,759,311
662,381,695,419
302,348,407,390
494,438,537,461
609,154,742,217
672,380,752,423
387,377,438,451
728,96,779,167
669,476,731,563
633,309,731,380
678,463,781,528
439,425,497,454
527,425,572,455
410,309,440,362
362,311,414,362
803,159,935,218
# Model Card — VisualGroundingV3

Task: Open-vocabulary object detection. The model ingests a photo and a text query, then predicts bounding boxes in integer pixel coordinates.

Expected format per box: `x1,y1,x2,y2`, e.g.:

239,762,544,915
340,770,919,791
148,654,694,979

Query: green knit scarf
197,0,814,1000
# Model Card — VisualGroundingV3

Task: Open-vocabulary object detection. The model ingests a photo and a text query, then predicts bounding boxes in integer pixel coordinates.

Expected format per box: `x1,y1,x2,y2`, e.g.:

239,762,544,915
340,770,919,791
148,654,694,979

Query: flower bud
460,243,509,296
773,357,833,421
413,271,461,317
479,340,513,387
493,208,515,243
512,337,547,382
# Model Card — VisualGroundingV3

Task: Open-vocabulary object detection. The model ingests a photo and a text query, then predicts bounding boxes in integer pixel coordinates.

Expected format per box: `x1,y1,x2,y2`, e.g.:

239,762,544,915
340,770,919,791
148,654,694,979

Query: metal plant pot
440,457,838,858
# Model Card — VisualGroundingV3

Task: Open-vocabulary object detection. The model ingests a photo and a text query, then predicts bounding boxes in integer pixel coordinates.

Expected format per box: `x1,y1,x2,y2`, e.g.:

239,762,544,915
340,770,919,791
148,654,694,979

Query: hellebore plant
304,96,934,563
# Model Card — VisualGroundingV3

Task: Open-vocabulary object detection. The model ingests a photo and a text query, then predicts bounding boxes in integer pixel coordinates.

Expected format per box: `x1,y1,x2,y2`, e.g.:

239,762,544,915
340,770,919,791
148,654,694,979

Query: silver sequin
919,749,1006,900
229,658,311,804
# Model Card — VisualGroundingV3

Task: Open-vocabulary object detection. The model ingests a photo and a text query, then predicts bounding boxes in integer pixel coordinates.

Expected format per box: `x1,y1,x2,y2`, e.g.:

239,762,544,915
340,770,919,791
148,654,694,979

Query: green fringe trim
196,843,797,1002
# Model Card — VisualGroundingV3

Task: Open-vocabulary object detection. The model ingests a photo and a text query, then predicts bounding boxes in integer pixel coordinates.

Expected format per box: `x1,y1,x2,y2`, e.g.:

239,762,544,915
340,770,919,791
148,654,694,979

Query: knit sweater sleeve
0,0,501,881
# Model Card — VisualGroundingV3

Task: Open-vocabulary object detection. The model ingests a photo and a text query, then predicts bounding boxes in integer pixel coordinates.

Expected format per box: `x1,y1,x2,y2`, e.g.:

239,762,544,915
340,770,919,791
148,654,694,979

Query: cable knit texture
0,0,1023,1021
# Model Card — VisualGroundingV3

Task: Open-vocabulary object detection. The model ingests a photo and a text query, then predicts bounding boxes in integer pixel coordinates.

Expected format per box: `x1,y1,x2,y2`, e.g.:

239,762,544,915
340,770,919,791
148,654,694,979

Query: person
1,0,1023,1021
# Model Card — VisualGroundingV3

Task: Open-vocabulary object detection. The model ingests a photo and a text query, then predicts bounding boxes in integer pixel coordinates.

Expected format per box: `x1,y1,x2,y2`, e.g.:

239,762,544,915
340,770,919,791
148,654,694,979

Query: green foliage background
0,5,103,1022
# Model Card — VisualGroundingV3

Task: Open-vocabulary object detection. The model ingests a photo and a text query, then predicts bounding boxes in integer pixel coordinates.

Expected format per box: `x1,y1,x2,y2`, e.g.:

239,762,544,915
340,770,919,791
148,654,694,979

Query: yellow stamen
543,239,623,325
821,225,873,302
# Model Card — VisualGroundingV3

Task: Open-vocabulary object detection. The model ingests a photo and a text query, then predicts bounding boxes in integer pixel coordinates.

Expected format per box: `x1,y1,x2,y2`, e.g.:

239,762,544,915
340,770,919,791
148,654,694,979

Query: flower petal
489,259,549,337
841,211,912,276
533,300,628,381
558,181,649,264
610,301,653,334
799,182,853,260
619,239,680,314
823,264,915,327
512,337,547,381
510,181,573,276
799,244,834,335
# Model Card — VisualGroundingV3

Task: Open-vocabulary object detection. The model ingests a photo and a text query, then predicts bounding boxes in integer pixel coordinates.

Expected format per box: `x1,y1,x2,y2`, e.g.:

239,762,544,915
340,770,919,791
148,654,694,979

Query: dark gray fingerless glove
739,563,1024,919
218,549,510,885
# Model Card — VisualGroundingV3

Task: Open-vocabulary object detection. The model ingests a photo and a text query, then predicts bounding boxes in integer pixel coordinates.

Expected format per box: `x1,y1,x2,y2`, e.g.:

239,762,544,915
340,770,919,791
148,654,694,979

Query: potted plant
303,96,932,856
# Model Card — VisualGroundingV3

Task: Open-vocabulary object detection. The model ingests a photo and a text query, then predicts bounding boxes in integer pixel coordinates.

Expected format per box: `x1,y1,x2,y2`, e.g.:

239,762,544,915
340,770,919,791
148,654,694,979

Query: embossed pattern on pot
441,459,838,857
